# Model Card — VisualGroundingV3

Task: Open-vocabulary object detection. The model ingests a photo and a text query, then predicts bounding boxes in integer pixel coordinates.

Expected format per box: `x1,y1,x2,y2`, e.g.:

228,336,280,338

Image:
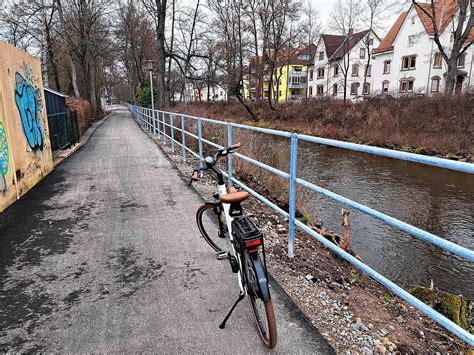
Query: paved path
0,108,331,353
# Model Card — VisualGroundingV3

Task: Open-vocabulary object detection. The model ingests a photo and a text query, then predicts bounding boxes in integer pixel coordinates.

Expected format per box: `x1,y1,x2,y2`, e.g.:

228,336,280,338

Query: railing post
157,110,161,138
170,113,175,152
227,123,233,186
181,114,186,161
152,109,157,135
198,117,203,165
162,112,166,143
288,133,298,258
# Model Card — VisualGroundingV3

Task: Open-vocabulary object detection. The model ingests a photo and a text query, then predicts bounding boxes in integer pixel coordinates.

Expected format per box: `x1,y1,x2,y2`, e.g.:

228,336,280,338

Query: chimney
348,28,354,38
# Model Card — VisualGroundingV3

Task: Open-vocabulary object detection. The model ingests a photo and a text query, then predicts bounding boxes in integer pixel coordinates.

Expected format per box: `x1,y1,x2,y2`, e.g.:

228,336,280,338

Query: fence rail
47,111,80,152
128,104,474,346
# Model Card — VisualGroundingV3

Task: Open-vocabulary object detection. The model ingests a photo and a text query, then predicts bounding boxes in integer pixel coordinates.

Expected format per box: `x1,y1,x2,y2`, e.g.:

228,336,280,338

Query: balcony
288,82,307,89
289,71,307,77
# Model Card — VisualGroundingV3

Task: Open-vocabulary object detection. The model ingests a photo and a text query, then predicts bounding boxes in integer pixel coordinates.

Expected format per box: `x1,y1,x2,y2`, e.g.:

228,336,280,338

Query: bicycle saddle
220,187,250,204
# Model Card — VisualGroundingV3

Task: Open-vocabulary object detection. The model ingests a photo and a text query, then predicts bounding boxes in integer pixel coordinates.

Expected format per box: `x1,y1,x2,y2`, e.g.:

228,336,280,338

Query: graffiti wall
0,41,53,212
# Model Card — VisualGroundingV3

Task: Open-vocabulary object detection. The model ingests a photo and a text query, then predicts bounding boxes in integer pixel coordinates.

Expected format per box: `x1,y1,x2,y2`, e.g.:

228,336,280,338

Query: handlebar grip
191,171,199,181
230,143,241,150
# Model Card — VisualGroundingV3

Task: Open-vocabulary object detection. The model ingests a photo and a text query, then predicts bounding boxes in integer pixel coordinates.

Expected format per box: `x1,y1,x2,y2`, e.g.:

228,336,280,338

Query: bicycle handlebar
188,143,241,186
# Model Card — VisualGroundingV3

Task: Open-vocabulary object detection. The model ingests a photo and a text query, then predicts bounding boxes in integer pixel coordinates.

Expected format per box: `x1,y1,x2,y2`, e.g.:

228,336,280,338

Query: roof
280,43,317,66
373,11,408,54
320,34,346,58
319,31,371,60
414,0,459,35
44,87,68,98
331,30,370,59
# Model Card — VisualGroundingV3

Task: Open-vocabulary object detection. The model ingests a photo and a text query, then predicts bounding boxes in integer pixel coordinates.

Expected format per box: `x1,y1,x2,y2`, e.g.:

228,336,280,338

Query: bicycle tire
244,251,277,349
196,203,232,253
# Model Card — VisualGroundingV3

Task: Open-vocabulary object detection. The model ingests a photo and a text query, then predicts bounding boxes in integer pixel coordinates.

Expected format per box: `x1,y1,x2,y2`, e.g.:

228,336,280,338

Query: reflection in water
237,130,474,299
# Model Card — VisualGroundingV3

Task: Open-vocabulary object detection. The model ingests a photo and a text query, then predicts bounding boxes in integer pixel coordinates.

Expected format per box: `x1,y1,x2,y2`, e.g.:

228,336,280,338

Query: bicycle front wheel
244,250,277,349
196,203,232,253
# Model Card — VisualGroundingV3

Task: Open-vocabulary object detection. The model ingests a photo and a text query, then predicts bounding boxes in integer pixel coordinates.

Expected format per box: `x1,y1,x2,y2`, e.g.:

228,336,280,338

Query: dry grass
172,95,474,156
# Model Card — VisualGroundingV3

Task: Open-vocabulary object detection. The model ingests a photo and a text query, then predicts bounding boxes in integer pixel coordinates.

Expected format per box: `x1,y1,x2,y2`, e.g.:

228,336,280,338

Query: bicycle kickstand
218,292,245,329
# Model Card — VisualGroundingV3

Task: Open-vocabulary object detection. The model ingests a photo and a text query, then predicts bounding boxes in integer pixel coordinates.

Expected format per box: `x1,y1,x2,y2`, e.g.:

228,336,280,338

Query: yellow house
244,44,316,103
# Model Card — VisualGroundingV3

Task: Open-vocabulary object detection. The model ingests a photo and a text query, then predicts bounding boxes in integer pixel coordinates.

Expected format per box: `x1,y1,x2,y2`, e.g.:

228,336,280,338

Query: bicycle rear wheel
196,203,232,253
244,250,277,349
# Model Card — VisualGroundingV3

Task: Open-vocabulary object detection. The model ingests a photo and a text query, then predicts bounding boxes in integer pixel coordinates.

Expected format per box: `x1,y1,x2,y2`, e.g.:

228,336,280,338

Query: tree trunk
69,55,81,97
155,0,167,109
89,62,97,112
445,58,458,95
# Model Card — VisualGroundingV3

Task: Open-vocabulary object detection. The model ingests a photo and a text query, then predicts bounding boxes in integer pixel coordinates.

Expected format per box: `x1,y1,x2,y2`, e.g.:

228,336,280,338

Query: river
233,130,474,299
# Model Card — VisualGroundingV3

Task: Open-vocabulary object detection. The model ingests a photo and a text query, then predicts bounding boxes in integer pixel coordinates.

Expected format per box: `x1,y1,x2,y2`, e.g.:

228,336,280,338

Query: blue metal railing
128,104,474,346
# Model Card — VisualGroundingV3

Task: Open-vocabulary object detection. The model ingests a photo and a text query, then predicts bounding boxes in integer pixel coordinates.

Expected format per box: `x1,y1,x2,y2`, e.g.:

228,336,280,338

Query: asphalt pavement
0,108,332,353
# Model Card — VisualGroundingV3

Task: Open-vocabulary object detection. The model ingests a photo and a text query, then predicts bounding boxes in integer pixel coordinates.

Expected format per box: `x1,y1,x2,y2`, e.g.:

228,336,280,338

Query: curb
53,110,115,167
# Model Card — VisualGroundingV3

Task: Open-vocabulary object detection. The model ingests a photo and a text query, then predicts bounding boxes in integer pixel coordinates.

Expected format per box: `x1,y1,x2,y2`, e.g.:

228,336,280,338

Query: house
194,84,228,102
308,29,380,100
244,44,316,102
372,0,473,96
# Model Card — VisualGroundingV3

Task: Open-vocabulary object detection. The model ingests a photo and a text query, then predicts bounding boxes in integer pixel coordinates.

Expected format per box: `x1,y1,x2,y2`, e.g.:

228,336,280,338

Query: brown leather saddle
219,186,250,204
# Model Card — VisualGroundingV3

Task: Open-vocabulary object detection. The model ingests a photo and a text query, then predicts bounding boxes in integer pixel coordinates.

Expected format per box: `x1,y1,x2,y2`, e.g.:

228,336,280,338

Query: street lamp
145,60,157,134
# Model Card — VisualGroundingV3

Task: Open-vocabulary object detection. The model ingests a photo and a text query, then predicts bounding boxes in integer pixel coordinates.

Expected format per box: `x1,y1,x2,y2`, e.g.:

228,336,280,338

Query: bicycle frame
217,182,247,295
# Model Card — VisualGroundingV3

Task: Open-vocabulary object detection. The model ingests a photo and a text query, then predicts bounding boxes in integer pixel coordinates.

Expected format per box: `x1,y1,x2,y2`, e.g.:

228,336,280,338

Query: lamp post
146,60,156,134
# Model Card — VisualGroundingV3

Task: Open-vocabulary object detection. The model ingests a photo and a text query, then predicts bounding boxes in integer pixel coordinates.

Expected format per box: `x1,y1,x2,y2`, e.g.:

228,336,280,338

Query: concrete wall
0,41,53,213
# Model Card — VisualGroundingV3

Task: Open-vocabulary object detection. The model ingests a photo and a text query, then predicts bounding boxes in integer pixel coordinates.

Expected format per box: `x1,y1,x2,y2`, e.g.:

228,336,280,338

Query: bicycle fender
250,252,271,302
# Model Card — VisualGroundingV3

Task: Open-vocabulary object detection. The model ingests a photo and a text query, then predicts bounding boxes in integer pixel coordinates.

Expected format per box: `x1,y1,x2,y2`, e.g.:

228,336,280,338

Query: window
301,76,307,83
319,51,324,60
368,38,374,46
333,83,338,96
333,65,339,76
293,66,302,72
408,35,415,46
363,83,370,95
382,81,389,93
316,84,324,96
458,53,466,68
279,90,282,97
365,64,372,77
298,54,311,60
402,55,416,70
309,86,313,96
399,78,415,93
411,16,415,25
433,52,442,68
350,82,359,95
317,67,325,79
431,76,440,92
352,64,359,76
292,76,301,84
450,32,454,42
360,48,366,59
309,69,314,80
383,60,391,74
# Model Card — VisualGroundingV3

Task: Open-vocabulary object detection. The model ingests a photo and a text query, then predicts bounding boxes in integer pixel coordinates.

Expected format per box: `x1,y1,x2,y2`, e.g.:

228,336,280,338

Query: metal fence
47,111,80,152
128,104,474,346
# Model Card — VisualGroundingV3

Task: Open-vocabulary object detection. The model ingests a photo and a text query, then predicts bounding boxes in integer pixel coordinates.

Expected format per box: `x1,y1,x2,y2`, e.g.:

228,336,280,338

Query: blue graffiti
0,120,8,192
14,65,44,152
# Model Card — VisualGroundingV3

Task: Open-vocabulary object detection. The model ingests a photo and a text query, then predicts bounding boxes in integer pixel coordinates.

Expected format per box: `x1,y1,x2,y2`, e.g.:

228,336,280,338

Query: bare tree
142,0,168,108
301,0,321,45
328,0,364,106
412,0,473,94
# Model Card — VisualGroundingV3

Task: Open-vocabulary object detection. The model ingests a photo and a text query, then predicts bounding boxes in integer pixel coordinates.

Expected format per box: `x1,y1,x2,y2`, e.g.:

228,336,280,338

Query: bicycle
188,143,277,349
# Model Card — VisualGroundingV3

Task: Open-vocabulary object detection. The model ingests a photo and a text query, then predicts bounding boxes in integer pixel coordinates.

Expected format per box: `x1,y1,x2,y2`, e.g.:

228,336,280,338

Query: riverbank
173,96,473,161
149,133,470,352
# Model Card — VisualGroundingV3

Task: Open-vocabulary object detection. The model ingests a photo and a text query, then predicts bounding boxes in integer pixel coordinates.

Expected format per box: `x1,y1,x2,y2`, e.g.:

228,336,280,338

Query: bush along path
146,118,471,353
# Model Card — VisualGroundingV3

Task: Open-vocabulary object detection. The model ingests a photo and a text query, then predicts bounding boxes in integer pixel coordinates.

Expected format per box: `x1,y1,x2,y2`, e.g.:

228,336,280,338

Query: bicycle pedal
216,251,229,260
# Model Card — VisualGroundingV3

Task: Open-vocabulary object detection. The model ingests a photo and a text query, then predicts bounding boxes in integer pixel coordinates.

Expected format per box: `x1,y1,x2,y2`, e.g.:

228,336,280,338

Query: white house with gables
308,29,380,100
372,0,474,96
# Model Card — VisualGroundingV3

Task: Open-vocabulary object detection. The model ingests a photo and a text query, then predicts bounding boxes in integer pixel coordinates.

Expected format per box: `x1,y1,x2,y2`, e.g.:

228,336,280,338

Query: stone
305,274,315,283
379,328,388,336
396,315,404,323
355,317,362,324
375,345,387,354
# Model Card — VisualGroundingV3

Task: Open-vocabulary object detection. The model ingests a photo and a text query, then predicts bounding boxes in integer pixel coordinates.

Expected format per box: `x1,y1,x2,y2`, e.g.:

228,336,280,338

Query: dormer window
319,51,324,60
